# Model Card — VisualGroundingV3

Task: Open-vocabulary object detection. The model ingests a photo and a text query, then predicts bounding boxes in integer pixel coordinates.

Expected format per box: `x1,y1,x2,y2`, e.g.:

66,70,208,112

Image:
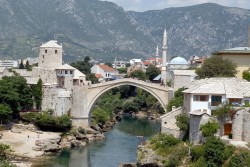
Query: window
70,70,73,75
211,96,222,106
193,95,208,102
55,50,58,54
43,55,44,59
80,80,83,83
229,98,241,105
65,70,68,74
45,50,47,53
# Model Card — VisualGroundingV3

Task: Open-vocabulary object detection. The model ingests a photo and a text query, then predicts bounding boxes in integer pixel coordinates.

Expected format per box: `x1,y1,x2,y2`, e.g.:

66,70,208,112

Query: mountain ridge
0,1,250,62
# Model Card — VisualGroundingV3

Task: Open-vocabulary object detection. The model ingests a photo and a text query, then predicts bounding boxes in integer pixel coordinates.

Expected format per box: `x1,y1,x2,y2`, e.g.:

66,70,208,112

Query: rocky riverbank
0,123,105,167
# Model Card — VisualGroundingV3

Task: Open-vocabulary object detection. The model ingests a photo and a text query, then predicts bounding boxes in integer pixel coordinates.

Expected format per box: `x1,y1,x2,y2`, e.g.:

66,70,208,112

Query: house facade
183,78,250,116
213,47,250,78
91,64,119,81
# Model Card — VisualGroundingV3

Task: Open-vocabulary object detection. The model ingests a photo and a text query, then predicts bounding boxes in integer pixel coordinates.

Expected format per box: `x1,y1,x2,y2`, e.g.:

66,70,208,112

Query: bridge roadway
71,78,174,127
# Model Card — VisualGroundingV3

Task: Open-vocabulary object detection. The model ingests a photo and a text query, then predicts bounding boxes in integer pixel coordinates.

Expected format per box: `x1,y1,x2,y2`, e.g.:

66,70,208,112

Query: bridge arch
71,78,173,127
88,82,166,117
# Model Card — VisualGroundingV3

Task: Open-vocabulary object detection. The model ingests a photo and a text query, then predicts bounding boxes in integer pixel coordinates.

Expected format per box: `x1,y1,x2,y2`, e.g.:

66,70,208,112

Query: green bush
92,108,109,124
164,143,189,167
228,150,250,167
191,145,205,161
0,160,16,167
20,112,72,132
204,137,226,166
122,99,139,113
200,121,219,137
20,112,39,122
150,134,180,156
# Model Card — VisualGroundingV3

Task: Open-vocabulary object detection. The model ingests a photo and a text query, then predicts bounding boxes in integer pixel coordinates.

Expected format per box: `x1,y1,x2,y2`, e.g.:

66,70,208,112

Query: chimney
248,26,250,47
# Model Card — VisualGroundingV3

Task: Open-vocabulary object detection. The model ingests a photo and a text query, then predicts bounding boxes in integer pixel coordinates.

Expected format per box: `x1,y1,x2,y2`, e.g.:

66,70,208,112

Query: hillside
128,3,250,59
1,2,250,62
0,0,155,62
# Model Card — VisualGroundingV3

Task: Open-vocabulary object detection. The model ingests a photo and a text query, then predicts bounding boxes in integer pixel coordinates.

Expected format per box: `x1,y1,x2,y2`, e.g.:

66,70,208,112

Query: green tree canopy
130,69,146,80
0,76,33,115
70,56,92,74
242,68,250,81
0,104,12,124
31,78,43,110
200,121,219,137
195,56,237,79
19,59,25,69
146,64,161,81
86,73,98,84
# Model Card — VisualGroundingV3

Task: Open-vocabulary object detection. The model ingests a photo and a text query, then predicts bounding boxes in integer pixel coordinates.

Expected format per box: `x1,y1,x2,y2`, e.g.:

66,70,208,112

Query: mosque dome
169,56,189,65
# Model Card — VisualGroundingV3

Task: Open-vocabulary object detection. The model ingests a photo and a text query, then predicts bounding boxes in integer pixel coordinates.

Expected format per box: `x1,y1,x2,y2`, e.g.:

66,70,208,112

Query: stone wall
189,114,210,144
232,108,250,142
42,87,72,116
32,67,57,84
160,107,184,138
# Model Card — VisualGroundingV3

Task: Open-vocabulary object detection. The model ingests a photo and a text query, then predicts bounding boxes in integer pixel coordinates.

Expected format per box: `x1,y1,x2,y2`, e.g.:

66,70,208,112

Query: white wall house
0,60,18,68
183,78,250,116
91,64,119,80
170,70,197,91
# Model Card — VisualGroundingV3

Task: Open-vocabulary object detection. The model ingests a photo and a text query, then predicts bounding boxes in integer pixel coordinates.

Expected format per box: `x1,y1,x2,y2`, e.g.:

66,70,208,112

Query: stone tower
161,29,167,85
39,40,63,68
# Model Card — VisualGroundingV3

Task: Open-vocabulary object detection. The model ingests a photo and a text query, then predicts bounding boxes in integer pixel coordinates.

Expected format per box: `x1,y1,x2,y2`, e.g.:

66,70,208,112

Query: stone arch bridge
71,78,174,127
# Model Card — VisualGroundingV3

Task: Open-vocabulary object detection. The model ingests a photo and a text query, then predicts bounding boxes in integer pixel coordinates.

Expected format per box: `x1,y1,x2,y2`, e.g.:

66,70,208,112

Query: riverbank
0,123,105,167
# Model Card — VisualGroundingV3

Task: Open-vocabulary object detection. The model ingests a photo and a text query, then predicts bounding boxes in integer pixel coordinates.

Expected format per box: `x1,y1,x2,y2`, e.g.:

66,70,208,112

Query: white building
12,40,91,117
0,67,11,79
129,59,142,66
183,78,250,116
0,60,18,68
170,70,197,91
91,64,119,81
112,59,127,69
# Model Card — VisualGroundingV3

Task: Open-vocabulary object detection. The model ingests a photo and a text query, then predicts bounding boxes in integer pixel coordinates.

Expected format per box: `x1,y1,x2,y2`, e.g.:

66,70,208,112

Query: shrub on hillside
228,149,250,167
20,112,72,132
200,121,219,137
92,108,109,124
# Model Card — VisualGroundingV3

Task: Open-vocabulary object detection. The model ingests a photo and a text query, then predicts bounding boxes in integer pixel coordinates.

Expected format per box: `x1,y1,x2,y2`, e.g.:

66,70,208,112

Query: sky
100,0,250,12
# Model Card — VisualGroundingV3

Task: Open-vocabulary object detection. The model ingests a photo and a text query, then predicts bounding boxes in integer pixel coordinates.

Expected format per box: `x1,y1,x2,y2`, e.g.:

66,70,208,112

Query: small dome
169,56,189,65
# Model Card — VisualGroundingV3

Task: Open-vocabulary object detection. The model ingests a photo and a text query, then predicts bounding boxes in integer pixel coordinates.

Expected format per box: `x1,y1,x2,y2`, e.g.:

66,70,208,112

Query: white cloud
101,0,250,12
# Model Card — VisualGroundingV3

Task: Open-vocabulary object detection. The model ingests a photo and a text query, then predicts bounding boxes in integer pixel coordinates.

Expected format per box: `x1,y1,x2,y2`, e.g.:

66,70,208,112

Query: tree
195,56,237,78
242,68,250,81
130,69,146,80
32,78,43,110
175,113,189,138
146,64,160,81
25,60,31,71
117,67,127,74
213,102,233,135
71,56,92,74
0,104,12,124
0,76,34,115
105,62,112,67
19,60,25,69
200,121,219,137
86,73,98,84
166,87,186,112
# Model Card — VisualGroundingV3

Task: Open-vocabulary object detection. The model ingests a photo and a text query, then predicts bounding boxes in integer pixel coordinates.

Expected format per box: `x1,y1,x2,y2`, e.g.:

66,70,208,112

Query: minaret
161,29,167,85
155,45,159,66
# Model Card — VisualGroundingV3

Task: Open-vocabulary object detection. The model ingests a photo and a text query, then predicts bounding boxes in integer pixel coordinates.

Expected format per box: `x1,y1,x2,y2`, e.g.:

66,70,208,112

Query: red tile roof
143,61,151,65
98,64,117,72
95,74,103,78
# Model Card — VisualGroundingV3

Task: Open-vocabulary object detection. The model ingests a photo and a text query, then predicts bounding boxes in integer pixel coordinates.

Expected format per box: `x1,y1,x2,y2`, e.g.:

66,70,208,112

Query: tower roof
40,40,62,48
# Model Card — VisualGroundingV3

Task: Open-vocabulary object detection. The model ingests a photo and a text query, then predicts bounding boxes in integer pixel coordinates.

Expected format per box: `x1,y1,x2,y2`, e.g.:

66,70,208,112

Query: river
34,116,160,167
